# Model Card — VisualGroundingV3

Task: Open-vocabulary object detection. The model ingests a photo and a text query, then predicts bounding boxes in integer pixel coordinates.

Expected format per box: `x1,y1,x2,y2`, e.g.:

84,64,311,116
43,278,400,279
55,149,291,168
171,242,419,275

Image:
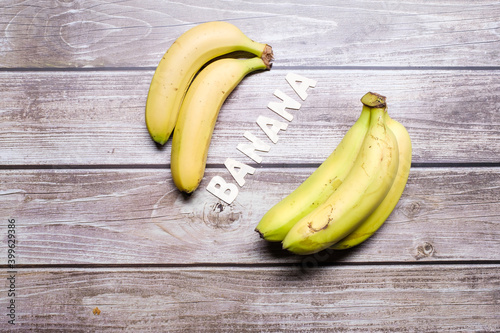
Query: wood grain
1,0,499,68
2,265,498,332
1,70,499,165
1,2,499,330
1,167,498,265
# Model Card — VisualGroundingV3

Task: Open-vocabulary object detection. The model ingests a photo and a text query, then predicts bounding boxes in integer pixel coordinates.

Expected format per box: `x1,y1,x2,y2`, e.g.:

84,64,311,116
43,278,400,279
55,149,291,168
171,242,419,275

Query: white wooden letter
286,73,317,101
256,115,288,144
237,131,271,163
267,89,301,121
224,158,256,187
206,176,239,205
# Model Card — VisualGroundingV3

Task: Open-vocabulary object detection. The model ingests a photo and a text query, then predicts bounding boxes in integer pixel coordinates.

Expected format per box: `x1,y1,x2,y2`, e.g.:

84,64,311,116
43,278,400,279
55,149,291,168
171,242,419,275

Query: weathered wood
1,2,499,330
1,0,499,68
1,265,498,332
1,70,499,165
0,0,500,333
1,167,498,265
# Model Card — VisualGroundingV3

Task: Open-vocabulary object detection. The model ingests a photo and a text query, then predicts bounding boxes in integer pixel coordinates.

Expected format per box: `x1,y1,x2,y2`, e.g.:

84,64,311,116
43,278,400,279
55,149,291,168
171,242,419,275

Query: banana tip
255,228,265,239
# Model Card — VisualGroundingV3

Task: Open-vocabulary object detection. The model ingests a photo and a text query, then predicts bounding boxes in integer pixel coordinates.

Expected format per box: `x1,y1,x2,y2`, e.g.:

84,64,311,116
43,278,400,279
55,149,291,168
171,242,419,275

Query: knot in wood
414,241,435,260
402,200,421,218
203,202,241,230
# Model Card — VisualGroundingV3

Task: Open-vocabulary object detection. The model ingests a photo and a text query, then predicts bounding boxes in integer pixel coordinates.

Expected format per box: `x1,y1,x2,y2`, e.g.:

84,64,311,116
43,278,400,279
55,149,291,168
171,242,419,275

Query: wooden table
1,1,499,331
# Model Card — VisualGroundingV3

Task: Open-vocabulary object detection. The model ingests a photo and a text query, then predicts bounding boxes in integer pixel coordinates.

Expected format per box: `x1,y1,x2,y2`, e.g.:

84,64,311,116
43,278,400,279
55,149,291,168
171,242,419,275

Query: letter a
224,158,256,187
256,115,288,144
286,73,317,101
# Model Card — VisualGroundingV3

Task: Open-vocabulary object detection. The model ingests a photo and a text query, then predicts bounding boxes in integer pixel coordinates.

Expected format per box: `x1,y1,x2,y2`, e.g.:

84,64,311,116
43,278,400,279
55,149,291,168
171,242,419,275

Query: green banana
171,57,269,194
145,21,273,145
255,105,371,241
282,93,400,255
331,113,412,249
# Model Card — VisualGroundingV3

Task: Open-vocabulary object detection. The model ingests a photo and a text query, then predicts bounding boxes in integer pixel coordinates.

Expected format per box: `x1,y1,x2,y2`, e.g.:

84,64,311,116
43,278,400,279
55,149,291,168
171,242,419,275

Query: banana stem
260,45,274,69
361,92,386,108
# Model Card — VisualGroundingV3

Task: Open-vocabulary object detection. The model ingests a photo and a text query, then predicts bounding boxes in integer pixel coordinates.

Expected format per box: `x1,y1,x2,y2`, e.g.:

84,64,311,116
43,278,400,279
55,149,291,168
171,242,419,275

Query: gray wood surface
3,266,499,332
1,70,499,165
0,0,499,331
1,167,499,264
1,0,499,68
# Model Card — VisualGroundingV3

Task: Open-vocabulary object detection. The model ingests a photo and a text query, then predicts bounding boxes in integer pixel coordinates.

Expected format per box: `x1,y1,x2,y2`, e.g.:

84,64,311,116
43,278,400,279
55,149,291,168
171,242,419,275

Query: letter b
206,176,239,205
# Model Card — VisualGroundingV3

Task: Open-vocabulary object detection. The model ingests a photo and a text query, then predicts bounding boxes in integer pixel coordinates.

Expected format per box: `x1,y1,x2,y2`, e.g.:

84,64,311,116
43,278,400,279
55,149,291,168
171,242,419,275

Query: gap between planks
1,163,499,170
2,260,500,270
1,66,500,72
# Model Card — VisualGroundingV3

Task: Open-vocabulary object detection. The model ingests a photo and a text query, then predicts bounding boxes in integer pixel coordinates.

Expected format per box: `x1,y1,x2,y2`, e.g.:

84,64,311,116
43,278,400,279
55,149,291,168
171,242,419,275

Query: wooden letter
286,73,317,101
256,115,288,144
224,158,256,187
267,89,301,121
237,131,271,163
206,176,239,204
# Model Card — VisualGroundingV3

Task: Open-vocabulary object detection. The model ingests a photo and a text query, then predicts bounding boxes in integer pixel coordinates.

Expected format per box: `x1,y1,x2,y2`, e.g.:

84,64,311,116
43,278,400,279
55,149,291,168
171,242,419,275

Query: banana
331,113,412,250
145,21,273,145
171,57,269,193
281,92,400,255
255,105,371,241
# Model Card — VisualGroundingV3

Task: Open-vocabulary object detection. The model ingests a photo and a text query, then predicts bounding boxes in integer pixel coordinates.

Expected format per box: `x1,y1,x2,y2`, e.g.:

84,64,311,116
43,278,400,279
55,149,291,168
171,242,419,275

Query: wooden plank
1,1,499,68
1,69,499,165
1,167,498,265
1,265,498,331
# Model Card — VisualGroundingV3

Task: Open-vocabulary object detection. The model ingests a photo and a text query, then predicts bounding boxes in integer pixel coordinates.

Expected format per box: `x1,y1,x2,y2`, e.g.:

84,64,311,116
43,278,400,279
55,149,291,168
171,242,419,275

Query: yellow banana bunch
257,92,411,255
255,105,371,241
171,57,269,193
331,113,412,250
145,21,273,145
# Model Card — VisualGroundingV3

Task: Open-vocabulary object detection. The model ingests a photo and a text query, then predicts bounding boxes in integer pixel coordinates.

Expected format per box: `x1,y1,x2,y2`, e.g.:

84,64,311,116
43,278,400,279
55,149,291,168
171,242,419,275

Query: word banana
257,92,412,254
145,21,273,145
206,73,317,204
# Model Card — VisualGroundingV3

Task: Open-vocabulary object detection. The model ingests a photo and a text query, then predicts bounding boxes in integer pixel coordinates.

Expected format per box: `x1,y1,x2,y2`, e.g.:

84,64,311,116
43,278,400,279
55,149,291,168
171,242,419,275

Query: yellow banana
255,105,371,241
145,21,273,145
331,113,412,250
282,92,399,255
171,57,269,193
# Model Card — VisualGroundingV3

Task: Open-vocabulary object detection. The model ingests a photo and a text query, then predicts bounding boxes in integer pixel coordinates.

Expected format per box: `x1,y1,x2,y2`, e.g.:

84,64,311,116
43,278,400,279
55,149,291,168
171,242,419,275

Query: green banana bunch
171,57,269,193
257,92,411,255
145,21,273,145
